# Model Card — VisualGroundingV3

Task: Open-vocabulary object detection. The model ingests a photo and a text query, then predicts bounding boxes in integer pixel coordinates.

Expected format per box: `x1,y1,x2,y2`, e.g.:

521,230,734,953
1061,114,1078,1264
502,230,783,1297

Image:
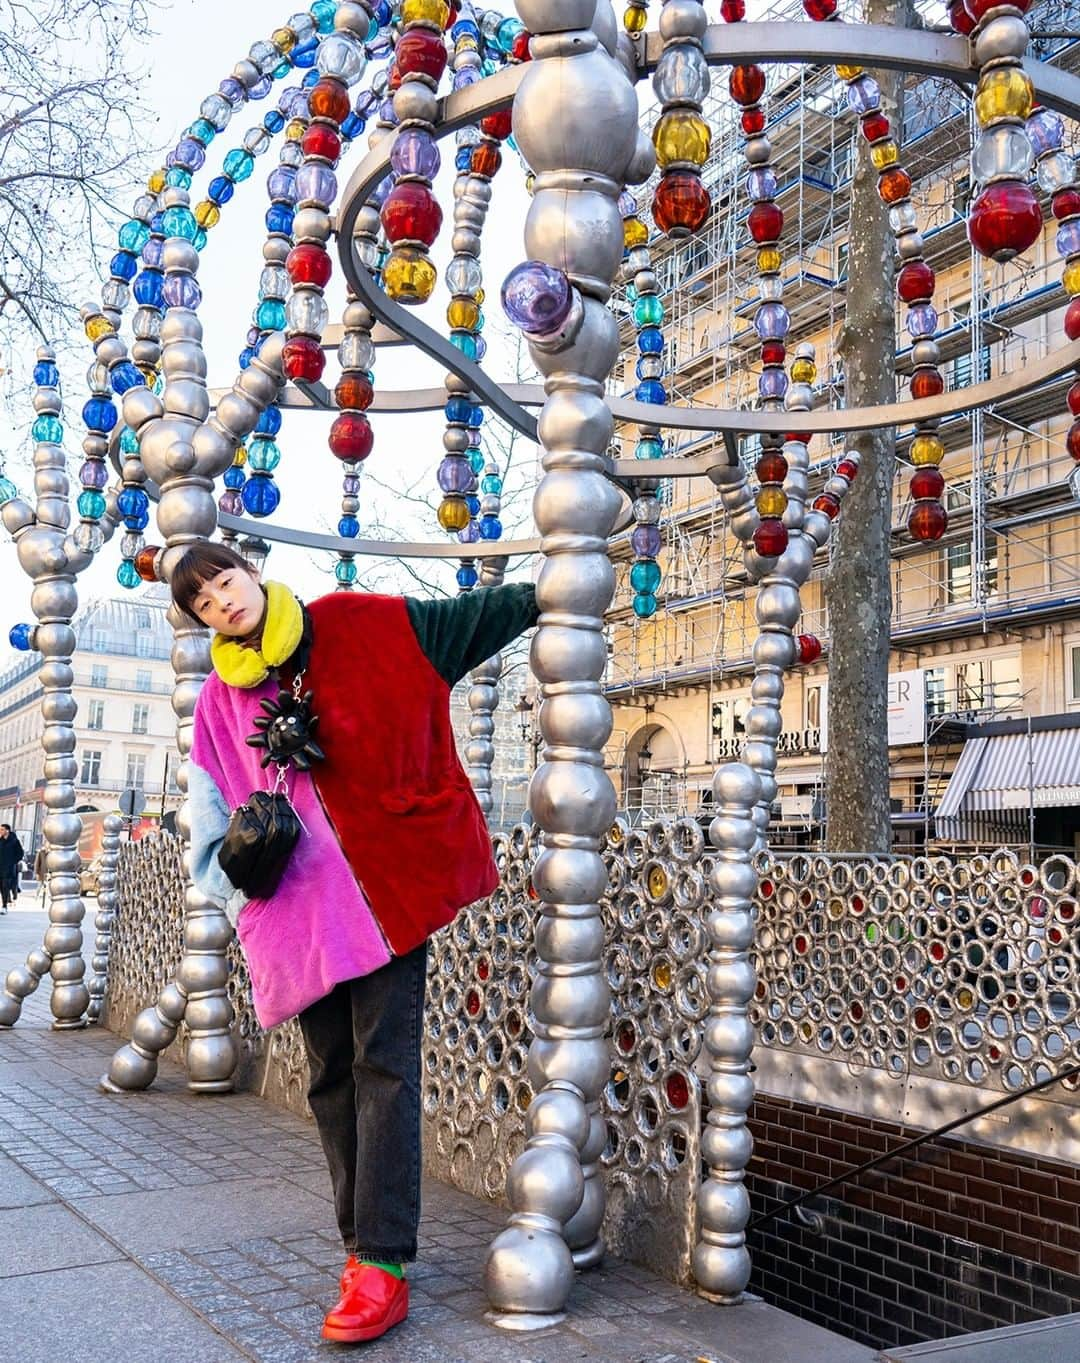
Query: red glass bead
761,341,786,366
730,64,766,106
803,0,837,17
381,181,443,247
444,1,457,28
754,518,788,555
301,123,342,163
665,1072,690,1110
756,452,788,483
967,181,1043,263
652,172,710,236
720,0,745,18
1068,379,1080,416
335,371,374,411
1052,188,1080,221
308,78,350,124
836,459,858,481
910,468,945,501
480,109,513,141
511,30,531,61
134,545,160,583
286,243,332,289
797,634,822,665
748,201,783,244
388,64,402,92
861,112,890,144
329,411,373,462
908,500,947,541
741,108,765,135
813,493,840,519
897,260,935,304
395,29,448,83
965,0,1029,21
911,367,945,400
471,142,502,177
1068,420,1080,461
948,0,975,31
282,336,325,382
1066,297,1080,341
878,167,912,205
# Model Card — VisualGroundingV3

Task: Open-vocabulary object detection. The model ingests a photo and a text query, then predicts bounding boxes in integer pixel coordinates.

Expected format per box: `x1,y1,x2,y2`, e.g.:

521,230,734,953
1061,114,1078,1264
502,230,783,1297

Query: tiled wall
746,1094,1080,1351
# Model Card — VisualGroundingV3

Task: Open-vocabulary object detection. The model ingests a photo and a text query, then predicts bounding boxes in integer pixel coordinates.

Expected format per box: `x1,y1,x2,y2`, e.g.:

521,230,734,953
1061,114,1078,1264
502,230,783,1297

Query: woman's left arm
405,583,539,687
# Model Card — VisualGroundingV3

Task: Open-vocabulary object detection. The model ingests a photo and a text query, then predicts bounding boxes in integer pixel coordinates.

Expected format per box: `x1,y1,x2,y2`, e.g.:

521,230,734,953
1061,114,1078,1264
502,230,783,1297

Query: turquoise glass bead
117,560,141,589
31,415,63,443
0,475,18,505
165,168,192,188
635,437,664,459
335,558,358,584
118,220,150,253
468,448,485,474
247,437,281,472
312,0,337,32
632,592,658,618
630,560,662,594
481,474,502,494
188,118,217,145
193,228,208,253
120,426,140,454
161,205,198,241
77,490,107,520
256,299,287,331
450,331,478,360
633,295,664,327
223,148,255,181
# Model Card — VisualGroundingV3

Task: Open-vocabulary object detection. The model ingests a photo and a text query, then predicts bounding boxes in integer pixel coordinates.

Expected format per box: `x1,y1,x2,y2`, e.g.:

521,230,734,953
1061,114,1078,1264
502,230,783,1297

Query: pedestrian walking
0,824,24,911
177,542,537,1346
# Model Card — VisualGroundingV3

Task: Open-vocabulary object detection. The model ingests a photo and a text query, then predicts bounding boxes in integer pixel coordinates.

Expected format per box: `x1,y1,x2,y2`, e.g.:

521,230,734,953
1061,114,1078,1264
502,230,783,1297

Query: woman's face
191,567,266,638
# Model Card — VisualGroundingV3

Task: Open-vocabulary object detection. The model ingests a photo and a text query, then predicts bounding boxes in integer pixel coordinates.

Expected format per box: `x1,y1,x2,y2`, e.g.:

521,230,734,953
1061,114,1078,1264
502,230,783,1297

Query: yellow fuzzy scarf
210,581,303,689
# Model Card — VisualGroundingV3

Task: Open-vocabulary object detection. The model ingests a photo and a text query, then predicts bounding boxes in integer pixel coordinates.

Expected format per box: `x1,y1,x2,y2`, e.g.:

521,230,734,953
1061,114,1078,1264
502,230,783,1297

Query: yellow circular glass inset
956,986,975,1010
828,897,845,920
836,64,863,80
624,217,649,249
1064,259,1080,296
757,247,782,274
285,118,306,142
195,200,220,230
647,865,669,899
401,0,449,26
652,959,673,990
791,356,816,384
447,297,480,329
383,248,437,304
84,316,113,342
148,167,167,194
974,67,1033,125
756,487,788,518
437,496,470,532
609,822,624,846
624,3,647,32
272,26,296,52
652,110,711,171
870,140,899,171
911,433,945,466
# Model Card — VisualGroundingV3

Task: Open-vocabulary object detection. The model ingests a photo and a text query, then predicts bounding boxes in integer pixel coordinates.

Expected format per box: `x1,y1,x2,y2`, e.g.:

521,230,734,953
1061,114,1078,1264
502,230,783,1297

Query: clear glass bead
287,12,315,42
316,33,367,85
355,237,380,271
888,201,918,233
86,361,111,394
249,39,280,74
652,44,710,107
339,332,375,371
286,289,329,336
133,306,162,339
74,522,104,554
445,255,482,296
243,127,273,157
259,265,289,299
971,126,1033,185
121,532,145,558
758,275,784,302
200,92,233,131
101,280,130,311
1037,150,1078,195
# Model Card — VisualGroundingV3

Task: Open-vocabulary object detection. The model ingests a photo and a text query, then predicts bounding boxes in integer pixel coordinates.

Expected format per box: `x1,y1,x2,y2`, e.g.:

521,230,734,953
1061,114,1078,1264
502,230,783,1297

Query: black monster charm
246,684,325,771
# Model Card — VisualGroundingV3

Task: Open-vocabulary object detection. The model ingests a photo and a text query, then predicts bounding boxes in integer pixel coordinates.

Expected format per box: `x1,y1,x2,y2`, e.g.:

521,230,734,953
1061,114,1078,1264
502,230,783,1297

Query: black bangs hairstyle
171,542,255,623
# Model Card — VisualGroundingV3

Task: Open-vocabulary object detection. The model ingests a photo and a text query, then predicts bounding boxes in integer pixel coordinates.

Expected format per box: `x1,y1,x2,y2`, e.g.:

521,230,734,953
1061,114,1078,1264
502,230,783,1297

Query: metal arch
216,507,542,559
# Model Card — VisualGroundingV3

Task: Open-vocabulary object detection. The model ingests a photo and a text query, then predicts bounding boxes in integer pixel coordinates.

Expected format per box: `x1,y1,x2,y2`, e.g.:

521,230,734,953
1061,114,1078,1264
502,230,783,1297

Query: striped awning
935,727,1080,842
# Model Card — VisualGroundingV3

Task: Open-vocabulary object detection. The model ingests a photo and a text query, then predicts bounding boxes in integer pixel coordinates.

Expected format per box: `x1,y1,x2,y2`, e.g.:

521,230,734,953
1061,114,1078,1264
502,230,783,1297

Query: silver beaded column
87,814,123,1023
484,0,650,1325
694,761,761,1301
465,555,507,816
103,189,285,1093
0,347,95,1029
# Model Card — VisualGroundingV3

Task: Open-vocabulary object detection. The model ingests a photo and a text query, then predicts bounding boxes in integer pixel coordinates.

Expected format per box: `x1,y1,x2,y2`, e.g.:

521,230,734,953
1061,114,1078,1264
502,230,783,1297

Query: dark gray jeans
297,944,427,1261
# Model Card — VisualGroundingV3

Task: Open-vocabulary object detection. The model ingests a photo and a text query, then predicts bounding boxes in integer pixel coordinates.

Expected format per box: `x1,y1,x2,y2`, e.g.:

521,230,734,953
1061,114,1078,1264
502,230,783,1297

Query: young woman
178,542,537,1345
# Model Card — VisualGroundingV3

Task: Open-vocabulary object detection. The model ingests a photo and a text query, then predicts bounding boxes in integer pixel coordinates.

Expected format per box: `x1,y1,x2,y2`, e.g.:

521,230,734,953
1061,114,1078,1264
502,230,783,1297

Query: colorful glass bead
968,182,1042,262
438,496,470,532
908,501,947,541
910,468,945,500
803,0,837,16
8,623,33,651
813,493,840,519
286,243,333,288
754,519,788,555
796,634,822,664
396,29,449,82
631,524,662,558
729,65,765,106
652,172,710,235
1067,421,1080,461
974,68,1033,125
633,593,658,619
302,123,343,163
501,260,572,334
911,433,945,466
878,168,912,204
336,373,374,410
390,129,441,180
282,336,326,381
756,452,788,483
756,486,787,517
748,201,783,243
630,560,662,594
652,111,711,170
381,182,443,247
242,476,281,518
897,261,935,304
309,78,351,123
329,412,374,462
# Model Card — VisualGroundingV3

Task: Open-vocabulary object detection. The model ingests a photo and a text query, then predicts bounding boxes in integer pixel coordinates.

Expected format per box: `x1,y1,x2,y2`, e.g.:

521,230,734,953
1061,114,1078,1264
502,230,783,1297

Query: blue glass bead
78,490,107,520
465,495,481,516
110,250,139,281
32,415,63,443
83,398,118,433
455,147,473,171
632,524,662,557
479,515,502,540
150,211,166,234
758,368,788,399
189,117,217,145
33,360,59,388
242,474,280,517
293,36,318,66
219,76,246,107
630,559,662,594
341,112,366,141
162,275,203,310
374,0,391,24
79,460,109,490
303,69,320,88
437,457,473,494
468,448,485,474
338,516,360,538
175,137,206,172
633,592,657,619
161,205,198,240
452,18,480,40
110,362,144,394
255,406,282,436
454,68,481,91
8,623,33,651
118,219,150,253
127,509,150,531
223,148,255,182
450,331,478,360
474,335,487,361
239,348,254,369
1055,220,1080,259
250,75,273,100
456,565,478,589
247,438,281,473
120,426,140,454
847,75,881,115
117,560,141,589
906,303,938,340
133,269,164,307
224,466,246,489
193,229,208,253
335,558,358,584
312,0,337,32
637,326,664,354
469,404,484,428
445,396,471,424
116,487,149,519
165,168,193,189
208,175,235,206
142,237,164,268
636,437,664,460
0,475,18,505
256,299,287,331
266,203,294,234
263,109,286,134
1027,109,1064,157
481,474,503,495
295,162,337,206
636,379,668,405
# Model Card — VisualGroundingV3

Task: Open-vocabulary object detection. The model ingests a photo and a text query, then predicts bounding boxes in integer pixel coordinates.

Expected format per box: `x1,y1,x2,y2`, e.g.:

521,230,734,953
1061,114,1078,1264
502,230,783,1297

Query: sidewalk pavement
0,906,876,1363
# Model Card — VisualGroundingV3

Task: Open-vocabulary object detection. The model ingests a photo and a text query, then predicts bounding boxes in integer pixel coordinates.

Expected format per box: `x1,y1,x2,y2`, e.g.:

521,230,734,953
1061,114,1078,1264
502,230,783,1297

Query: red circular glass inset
465,989,481,1017
616,1020,636,1054
967,181,1043,263
380,181,443,246
665,1073,690,1110
908,500,947,541
511,30,531,61
329,412,374,462
286,243,332,289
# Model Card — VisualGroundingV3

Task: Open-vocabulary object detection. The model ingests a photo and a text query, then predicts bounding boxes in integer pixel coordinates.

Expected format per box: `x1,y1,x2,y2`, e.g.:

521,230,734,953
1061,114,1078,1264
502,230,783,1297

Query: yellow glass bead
148,168,167,194
456,35,478,51
647,865,669,899
757,247,782,274
401,0,449,26
624,217,649,249
836,64,863,80
383,248,437,304
437,496,470,532
286,118,306,142
791,356,817,384
138,366,157,386
475,287,485,305
652,959,673,990
84,316,113,342
525,173,535,195
828,897,845,920
870,140,899,171
609,822,624,846
756,486,788,517
1064,259,1080,295
195,200,220,229
911,433,945,466
447,297,480,329
272,26,296,52
974,67,1033,125
652,110,711,171
233,446,247,468
624,4,648,33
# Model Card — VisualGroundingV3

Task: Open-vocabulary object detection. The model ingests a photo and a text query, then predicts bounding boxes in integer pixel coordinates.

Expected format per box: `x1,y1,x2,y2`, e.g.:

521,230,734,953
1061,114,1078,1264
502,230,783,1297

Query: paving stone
0,1201,124,1277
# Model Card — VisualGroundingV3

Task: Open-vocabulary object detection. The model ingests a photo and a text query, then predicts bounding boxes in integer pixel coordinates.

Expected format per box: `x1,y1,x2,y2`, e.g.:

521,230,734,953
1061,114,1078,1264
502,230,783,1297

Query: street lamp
637,741,653,777
515,692,533,744
238,534,271,577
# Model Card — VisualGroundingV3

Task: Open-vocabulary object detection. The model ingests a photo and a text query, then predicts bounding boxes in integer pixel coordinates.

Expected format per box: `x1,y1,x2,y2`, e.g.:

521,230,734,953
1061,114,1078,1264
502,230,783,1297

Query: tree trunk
824,0,912,854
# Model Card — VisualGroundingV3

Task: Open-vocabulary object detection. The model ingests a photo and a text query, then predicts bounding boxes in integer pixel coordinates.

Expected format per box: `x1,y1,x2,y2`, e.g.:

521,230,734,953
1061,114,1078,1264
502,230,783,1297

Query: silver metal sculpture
465,555,507,816
87,814,123,1023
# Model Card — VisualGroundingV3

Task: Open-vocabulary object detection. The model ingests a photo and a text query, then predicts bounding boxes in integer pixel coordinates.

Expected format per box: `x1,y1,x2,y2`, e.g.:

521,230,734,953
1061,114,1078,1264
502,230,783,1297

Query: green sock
356,1256,404,1279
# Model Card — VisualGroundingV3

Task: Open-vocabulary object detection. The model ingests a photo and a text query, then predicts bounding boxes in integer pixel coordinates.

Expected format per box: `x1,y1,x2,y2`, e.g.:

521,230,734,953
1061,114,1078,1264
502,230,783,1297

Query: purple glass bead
754,302,790,342
501,260,573,335
758,368,788,399
618,190,638,216
458,521,481,544
342,475,361,495
378,97,397,123
267,166,298,202
175,137,206,172
369,174,392,208
219,77,246,107
906,303,938,339
246,326,260,346
746,167,778,202
280,87,309,118
466,427,482,445
218,490,244,515
250,75,273,101
847,75,881,115
390,128,441,180
453,67,481,90
437,456,473,494
355,90,377,118
142,238,164,268
1027,109,1064,157
295,162,338,207
632,524,662,558
79,460,109,491
162,274,203,309
474,336,487,360
1056,220,1080,259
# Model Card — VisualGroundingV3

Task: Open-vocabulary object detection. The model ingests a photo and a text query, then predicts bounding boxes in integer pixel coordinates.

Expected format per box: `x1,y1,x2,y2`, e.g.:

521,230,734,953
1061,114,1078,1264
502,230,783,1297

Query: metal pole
1027,714,1035,862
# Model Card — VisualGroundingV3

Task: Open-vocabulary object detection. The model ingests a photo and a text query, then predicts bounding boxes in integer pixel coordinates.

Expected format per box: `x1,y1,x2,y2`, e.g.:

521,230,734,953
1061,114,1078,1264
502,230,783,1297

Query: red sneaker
321,1263,409,1344
340,1254,361,1293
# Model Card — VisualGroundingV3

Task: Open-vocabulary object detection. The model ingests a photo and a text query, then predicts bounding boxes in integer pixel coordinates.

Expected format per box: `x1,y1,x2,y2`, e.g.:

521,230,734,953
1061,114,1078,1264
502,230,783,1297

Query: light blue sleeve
188,761,249,926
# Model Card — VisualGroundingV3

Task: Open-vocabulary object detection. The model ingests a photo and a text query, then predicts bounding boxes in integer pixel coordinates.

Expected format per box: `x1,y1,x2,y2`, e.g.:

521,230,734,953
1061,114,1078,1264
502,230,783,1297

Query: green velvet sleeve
405,583,539,687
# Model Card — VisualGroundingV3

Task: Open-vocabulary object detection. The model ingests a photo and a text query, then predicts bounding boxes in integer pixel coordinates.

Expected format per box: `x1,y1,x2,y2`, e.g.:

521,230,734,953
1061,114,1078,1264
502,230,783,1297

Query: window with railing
945,540,998,603
80,750,102,785
132,703,149,735
125,753,147,789
91,665,107,688
87,700,104,731
136,669,151,691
